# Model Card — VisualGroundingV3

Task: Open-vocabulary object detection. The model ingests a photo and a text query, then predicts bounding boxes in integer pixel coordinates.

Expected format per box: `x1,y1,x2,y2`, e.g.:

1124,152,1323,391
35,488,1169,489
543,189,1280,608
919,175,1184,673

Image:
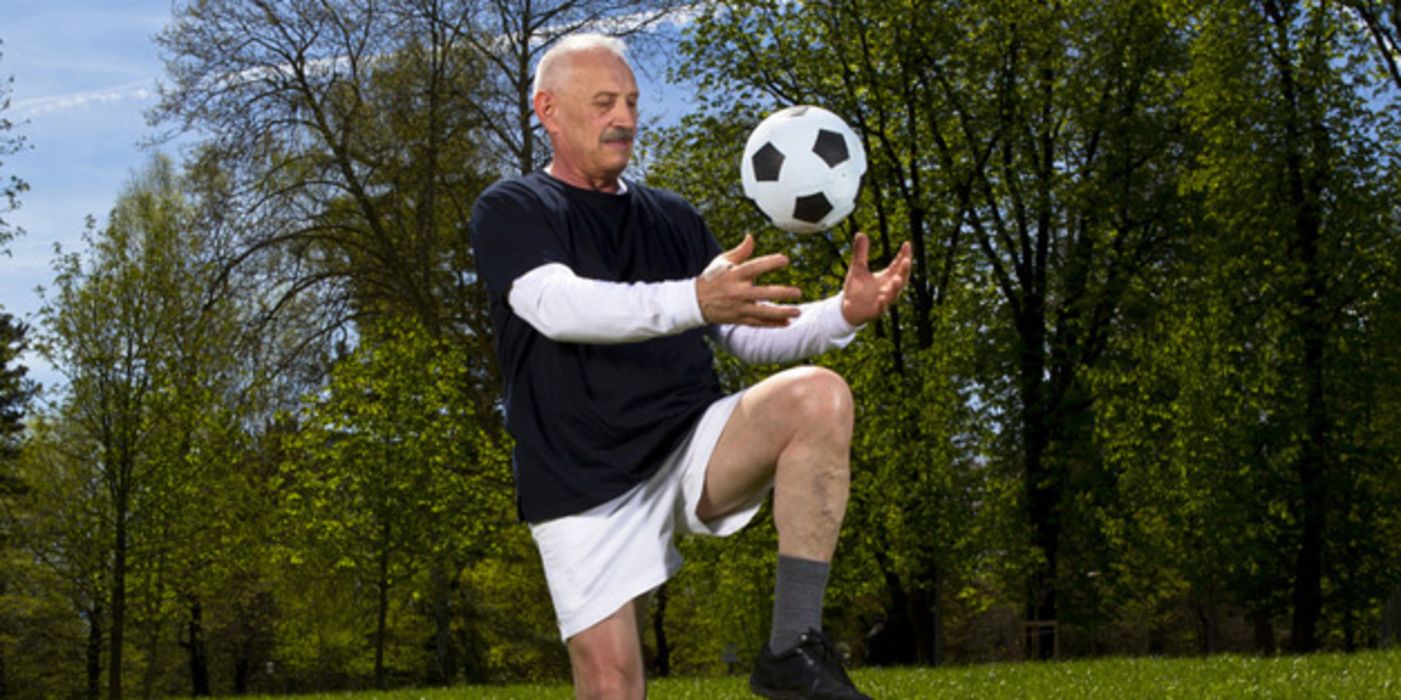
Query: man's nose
612,101,637,128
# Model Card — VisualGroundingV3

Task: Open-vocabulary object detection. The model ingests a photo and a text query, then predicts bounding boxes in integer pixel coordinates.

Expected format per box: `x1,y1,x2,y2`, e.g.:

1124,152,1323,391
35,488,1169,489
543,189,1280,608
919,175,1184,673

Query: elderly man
470,32,911,700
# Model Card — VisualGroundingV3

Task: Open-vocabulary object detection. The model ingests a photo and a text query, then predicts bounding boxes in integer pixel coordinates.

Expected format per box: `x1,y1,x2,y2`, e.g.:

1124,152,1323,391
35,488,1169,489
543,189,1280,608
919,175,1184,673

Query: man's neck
546,162,626,194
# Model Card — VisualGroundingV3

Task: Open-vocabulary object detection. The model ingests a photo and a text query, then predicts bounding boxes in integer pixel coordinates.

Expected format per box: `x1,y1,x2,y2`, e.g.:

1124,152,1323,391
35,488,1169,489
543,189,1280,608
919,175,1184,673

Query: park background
2,0,1400,697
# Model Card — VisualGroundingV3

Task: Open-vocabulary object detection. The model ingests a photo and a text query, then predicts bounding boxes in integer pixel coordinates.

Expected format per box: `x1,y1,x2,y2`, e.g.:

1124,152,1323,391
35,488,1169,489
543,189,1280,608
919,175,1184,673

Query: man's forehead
588,85,639,98
565,51,636,85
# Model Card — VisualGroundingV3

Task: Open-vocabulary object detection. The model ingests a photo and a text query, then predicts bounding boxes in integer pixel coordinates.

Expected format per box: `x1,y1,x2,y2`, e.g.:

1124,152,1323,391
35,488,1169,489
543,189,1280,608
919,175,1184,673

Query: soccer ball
740,106,867,234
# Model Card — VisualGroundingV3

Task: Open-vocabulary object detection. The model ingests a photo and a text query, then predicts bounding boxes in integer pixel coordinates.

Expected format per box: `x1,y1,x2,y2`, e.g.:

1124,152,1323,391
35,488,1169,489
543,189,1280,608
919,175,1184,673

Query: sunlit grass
228,647,1401,699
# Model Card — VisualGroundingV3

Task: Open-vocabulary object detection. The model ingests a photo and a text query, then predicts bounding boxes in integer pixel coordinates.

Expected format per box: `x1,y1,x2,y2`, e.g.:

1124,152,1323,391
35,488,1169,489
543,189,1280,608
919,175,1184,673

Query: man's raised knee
785,366,855,439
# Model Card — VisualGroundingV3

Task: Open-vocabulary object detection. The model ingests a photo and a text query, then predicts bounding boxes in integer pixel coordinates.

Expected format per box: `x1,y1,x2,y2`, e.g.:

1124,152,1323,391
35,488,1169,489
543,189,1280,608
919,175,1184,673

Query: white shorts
529,391,769,640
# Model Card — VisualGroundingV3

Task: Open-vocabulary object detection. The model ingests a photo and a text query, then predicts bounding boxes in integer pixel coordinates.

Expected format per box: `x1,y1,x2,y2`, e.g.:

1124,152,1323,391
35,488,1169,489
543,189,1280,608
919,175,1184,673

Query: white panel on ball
740,105,867,234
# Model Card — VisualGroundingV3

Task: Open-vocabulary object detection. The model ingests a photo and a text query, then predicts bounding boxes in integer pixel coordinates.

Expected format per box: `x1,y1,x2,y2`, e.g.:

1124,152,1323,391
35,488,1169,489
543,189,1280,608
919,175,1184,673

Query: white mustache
602,128,635,143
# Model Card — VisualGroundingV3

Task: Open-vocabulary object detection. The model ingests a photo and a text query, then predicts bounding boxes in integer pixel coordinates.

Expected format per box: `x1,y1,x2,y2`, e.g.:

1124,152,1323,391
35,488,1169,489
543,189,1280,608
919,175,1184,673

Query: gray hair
532,33,631,98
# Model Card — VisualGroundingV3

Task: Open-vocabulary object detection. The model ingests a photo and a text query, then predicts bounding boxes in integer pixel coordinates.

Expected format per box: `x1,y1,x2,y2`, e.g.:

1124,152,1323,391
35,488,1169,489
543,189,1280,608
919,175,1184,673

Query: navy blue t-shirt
470,171,725,522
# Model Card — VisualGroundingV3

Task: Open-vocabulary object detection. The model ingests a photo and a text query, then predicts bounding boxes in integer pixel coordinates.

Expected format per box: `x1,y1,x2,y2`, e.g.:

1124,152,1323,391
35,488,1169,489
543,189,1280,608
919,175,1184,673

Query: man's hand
841,233,913,326
696,234,803,326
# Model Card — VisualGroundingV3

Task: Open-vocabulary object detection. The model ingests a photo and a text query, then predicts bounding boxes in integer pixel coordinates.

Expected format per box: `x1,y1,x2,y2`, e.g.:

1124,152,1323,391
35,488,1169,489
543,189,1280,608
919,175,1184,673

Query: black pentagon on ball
812,129,850,167
793,192,834,224
751,142,785,182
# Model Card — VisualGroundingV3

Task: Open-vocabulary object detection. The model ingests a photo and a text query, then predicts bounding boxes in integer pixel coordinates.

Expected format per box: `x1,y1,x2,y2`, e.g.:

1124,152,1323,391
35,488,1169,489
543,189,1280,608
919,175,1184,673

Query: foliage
1086,0,1401,653
155,0,495,350
1,414,109,697
658,0,1401,662
0,312,40,697
0,312,35,460
27,153,246,698
0,39,27,254
276,316,515,686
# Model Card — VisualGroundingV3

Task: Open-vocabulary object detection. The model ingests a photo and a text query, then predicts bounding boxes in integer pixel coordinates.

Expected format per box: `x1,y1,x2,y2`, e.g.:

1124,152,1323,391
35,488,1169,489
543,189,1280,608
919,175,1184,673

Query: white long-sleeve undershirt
506,262,861,364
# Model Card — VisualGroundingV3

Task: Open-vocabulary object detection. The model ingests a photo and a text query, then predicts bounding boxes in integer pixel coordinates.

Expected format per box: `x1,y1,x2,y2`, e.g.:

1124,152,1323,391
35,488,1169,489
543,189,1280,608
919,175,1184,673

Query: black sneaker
749,629,871,699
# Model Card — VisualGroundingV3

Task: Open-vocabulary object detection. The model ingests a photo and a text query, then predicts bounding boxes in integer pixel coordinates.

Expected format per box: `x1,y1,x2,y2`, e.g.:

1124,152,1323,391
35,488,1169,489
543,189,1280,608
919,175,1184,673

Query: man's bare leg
698,365,855,561
566,598,647,700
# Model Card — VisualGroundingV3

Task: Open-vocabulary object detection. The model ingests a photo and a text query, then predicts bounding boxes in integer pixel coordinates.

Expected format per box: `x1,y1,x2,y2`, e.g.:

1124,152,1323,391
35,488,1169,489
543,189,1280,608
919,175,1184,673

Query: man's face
538,49,639,189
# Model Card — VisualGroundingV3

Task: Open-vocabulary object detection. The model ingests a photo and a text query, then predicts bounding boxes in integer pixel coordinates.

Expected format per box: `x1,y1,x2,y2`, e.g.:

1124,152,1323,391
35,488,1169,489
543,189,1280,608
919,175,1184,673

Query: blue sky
4,0,175,394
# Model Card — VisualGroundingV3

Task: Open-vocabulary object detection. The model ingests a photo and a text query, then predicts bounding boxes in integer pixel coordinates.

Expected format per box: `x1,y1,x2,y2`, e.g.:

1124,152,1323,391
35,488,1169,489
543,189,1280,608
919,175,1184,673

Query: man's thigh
697,366,852,522
567,596,646,699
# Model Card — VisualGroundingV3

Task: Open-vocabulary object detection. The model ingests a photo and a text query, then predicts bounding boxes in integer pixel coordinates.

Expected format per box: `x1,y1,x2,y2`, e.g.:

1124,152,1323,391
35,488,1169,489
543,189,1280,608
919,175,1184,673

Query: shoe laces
799,629,854,684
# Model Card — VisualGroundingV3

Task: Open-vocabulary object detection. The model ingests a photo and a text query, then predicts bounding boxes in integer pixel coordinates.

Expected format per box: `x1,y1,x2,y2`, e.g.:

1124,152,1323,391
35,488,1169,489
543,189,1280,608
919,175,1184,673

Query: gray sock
769,555,831,653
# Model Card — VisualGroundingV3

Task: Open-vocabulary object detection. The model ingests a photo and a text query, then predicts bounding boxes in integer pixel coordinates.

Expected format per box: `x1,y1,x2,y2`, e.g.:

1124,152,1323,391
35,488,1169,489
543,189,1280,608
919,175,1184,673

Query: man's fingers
723,233,756,264
896,240,913,270
747,284,803,303
734,252,790,279
703,235,762,280
740,302,801,325
851,232,871,272
877,240,914,279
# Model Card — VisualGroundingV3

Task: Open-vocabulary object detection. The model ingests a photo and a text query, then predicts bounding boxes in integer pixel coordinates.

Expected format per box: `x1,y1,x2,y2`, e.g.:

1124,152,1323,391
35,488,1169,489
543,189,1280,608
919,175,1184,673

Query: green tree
155,3,529,679
1176,0,1401,652
279,317,513,687
1,413,110,699
34,154,239,699
1342,0,1401,90
0,39,27,255
0,311,39,697
155,0,493,343
1087,0,1401,656
0,312,34,468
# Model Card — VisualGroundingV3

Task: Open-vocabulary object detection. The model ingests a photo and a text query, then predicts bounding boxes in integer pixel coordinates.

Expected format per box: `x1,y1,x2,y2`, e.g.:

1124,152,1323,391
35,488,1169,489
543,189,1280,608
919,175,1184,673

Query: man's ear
534,91,556,133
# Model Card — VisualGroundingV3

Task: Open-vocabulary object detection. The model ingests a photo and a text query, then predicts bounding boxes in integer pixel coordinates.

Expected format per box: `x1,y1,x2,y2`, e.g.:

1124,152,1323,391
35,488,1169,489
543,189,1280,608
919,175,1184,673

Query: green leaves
0,40,26,254
659,0,1401,660
275,315,514,681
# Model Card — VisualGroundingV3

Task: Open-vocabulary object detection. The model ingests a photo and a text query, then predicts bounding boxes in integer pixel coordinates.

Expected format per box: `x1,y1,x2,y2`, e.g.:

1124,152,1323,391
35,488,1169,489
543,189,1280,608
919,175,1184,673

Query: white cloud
10,78,158,120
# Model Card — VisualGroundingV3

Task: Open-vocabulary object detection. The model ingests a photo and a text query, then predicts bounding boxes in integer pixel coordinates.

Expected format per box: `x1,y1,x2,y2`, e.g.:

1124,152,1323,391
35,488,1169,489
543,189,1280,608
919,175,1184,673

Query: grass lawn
242,647,1401,699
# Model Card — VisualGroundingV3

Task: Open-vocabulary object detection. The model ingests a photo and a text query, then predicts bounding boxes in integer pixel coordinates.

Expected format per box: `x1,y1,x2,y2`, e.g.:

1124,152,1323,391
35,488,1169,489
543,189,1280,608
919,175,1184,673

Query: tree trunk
907,205,934,349
651,584,671,678
428,563,454,685
1381,586,1401,647
374,521,391,690
141,548,168,700
110,516,127,700
232,587,273,695
1253,614,1277,656
1020,306,1058,661
183,597,211,696
87,604,103,700
1195,594,1222,655
1288,280,1327,654
1263,0,1330,654
909,566,939,665
0,579,6,698
866,565,916,666
233,654,250,696
516,38,535,175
